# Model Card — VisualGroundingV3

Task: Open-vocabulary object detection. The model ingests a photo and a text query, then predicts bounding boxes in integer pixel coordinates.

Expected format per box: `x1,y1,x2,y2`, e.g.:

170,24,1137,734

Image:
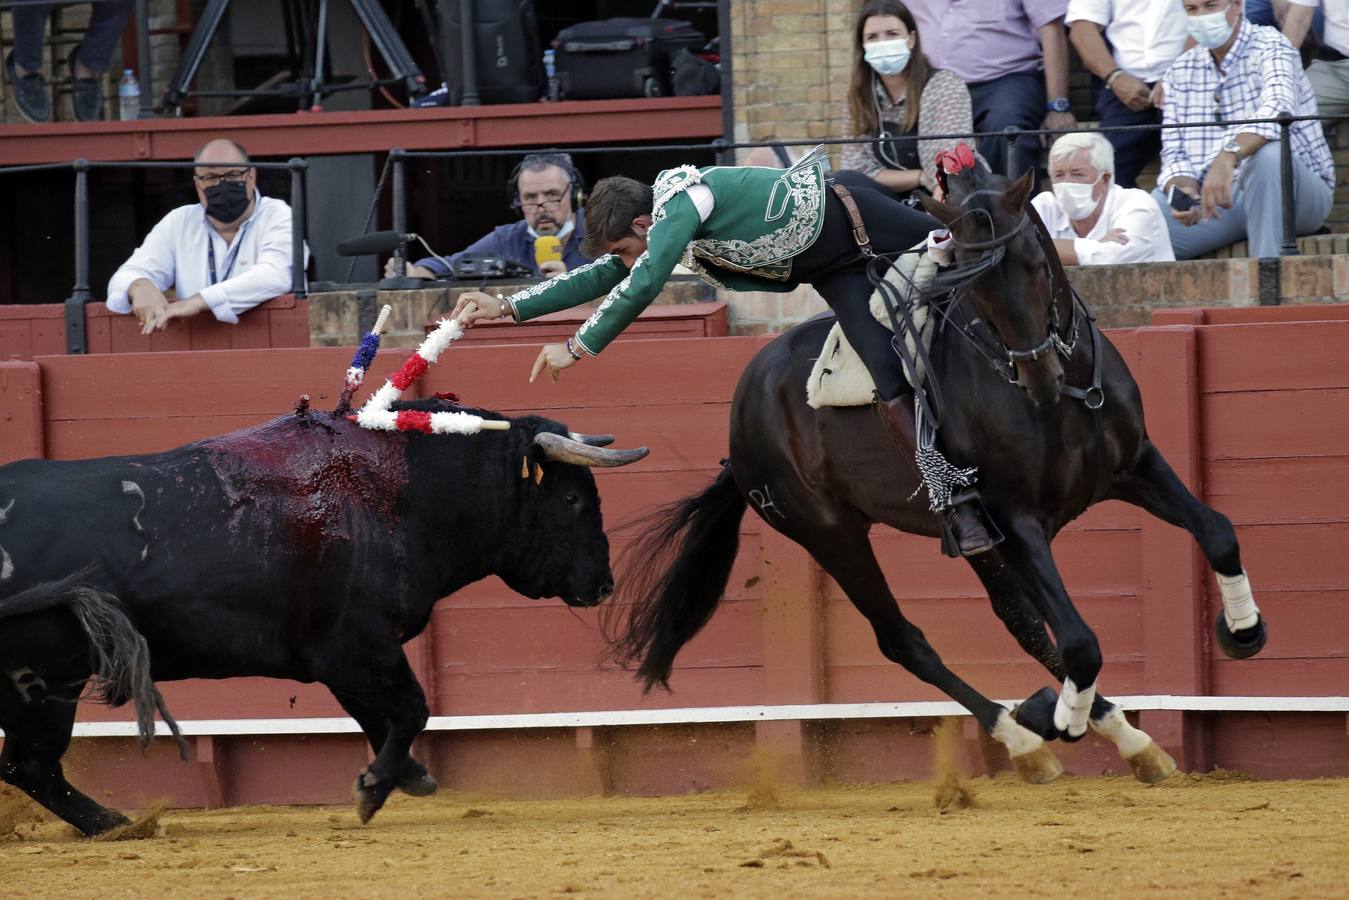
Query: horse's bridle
939,190,1103,410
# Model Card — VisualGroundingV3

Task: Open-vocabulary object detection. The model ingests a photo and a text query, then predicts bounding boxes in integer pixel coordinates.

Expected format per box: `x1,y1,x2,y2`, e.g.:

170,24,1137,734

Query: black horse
612,163,1267,783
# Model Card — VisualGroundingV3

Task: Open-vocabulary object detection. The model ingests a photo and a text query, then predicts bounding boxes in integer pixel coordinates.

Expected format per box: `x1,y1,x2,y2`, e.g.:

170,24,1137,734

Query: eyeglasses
517,185,571,211
194,169,251,188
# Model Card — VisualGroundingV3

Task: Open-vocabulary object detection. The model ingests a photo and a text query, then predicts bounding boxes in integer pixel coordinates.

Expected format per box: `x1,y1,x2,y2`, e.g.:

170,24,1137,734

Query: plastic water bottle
118,69,140,121
543,48,559,101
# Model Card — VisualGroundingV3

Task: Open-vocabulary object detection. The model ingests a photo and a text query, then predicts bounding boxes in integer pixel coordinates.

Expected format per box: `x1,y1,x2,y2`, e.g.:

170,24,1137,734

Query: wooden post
0,361,44,464
196,735,229,809
754,525,826,785
1135,325,1209,770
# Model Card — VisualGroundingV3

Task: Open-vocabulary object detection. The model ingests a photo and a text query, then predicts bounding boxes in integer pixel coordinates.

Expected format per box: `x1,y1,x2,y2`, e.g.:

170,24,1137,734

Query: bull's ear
919,194,961,229
1002,170,1035,213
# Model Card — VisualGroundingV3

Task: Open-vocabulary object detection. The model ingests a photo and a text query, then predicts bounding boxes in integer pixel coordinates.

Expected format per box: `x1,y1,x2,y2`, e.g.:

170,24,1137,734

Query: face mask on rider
864,39,912,77
1052,175,1104,221
1186,3,1235,50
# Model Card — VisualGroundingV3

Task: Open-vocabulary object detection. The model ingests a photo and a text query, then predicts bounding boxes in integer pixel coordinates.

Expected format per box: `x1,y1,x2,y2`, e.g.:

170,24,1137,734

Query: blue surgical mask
1186,4,1235,50
864,39,911,77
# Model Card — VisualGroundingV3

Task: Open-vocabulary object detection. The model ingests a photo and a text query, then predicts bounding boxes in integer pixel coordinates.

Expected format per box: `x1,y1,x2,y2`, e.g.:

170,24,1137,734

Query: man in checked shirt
1153,0,1335,259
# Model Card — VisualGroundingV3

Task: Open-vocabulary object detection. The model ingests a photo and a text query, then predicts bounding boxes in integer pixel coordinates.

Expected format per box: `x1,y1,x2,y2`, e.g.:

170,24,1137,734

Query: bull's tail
0,572,188,760
606,464,746,691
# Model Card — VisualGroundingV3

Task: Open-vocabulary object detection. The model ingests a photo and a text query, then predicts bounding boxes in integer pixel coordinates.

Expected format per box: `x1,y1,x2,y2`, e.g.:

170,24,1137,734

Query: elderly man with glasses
106,138,301,333
387,153,591,280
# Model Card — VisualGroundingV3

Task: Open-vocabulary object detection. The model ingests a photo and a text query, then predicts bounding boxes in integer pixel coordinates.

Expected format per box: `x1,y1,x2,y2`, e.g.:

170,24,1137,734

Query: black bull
0,401,645,835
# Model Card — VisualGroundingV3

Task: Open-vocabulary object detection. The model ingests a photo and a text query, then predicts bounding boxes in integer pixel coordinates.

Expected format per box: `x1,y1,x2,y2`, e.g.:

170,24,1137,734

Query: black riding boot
876,395,996,556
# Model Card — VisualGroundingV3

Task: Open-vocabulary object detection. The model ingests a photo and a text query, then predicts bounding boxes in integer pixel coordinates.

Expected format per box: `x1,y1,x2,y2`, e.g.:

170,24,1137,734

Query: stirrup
938,489,1005,559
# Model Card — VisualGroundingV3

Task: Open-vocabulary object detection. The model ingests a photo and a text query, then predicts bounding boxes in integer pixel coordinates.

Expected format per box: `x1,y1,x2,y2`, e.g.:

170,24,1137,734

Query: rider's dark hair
582,176,654,259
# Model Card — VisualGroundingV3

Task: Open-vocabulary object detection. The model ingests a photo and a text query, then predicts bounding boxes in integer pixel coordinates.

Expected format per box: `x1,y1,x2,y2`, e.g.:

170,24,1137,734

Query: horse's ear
919,194,961,229
1002,170,1035,213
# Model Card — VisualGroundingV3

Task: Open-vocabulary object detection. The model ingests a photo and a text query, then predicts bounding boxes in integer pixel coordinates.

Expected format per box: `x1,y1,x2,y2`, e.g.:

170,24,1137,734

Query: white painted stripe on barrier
32,695,1349,740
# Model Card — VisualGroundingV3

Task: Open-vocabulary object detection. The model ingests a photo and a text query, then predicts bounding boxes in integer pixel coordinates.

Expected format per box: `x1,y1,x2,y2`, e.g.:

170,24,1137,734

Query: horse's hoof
1011,686,1060,741
398,772,439,798
353,775,390,825
1215,614,1267,660
1011,745,1063,784
1126,741,1177,784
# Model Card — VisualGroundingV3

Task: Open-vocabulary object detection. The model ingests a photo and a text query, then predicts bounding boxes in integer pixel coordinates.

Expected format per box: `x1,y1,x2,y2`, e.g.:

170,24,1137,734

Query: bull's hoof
1215,615,1267,660
1126,741,1177,784
1011,686,1060,741
353,769,391,825
1011,745,1063,785
398,772,439,798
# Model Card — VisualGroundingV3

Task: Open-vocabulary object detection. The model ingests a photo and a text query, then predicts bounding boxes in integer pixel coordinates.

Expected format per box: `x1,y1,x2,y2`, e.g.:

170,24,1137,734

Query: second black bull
0,399,646,835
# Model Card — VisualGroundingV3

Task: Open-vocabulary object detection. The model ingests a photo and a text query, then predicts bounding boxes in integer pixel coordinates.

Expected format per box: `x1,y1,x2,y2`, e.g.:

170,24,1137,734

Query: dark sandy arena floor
2,768,1348,899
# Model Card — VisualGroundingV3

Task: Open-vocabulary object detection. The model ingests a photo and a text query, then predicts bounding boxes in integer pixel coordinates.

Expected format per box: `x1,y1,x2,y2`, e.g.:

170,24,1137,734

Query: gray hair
1047,131,1114,179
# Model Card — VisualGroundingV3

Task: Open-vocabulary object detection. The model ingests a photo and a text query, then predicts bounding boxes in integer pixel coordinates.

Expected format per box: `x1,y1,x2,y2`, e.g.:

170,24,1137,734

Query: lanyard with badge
206,219,251,286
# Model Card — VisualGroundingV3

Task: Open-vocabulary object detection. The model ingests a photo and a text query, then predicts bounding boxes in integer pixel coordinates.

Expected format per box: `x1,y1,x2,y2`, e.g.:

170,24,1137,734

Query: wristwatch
1221,139,1243,161
1046,96,1071,113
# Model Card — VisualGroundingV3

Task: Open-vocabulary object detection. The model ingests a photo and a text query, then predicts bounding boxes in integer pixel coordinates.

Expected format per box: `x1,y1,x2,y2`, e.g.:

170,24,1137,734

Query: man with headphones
385,153,591,280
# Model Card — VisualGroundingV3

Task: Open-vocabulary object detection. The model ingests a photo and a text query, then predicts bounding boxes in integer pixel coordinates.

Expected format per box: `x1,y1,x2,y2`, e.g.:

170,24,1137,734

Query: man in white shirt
1032,132,1176,264
1067,0,1191,187
107,139,298,334
1286,0,1349,115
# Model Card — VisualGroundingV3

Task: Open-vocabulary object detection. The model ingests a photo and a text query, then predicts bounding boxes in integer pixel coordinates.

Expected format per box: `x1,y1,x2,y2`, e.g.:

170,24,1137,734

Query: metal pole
717,0,734,166
65,159,92,354
1278,110,1298,257
289,157,308,298
1003,126,1021,180
391,148,408,275
135,0,152,117
460,0,479,106
310,0,331,111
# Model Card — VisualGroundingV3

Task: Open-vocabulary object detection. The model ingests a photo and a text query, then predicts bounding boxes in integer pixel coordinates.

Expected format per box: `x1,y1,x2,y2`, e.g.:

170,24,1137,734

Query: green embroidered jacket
507,148,829,355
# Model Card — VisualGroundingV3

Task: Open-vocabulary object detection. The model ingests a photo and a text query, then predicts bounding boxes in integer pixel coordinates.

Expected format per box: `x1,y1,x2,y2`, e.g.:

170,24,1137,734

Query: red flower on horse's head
936,142,976,175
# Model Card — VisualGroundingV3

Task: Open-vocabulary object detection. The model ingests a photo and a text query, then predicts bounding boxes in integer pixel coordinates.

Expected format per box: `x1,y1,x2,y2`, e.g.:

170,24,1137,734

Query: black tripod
161,0,426,113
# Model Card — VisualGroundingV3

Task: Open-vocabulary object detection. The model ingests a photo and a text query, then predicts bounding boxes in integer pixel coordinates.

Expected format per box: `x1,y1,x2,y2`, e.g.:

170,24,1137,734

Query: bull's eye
564,491,581,509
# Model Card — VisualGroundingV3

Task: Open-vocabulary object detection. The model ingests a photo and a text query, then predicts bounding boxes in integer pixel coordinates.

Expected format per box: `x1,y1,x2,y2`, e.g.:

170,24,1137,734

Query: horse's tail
0,571,188,759
606,464,746,692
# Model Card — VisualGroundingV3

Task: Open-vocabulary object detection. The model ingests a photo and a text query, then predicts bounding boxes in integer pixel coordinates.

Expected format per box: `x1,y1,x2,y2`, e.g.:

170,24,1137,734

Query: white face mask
864,39,911,76
1186,4,1235,50
527,216,574,241
1053,175,1105,221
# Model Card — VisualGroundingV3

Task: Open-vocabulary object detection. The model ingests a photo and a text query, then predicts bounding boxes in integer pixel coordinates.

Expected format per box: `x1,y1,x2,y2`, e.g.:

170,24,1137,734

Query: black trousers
791,171,940,401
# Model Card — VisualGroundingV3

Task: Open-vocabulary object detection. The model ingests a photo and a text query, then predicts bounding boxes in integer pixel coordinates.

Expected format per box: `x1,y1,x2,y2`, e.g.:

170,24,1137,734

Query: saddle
805,241,937,409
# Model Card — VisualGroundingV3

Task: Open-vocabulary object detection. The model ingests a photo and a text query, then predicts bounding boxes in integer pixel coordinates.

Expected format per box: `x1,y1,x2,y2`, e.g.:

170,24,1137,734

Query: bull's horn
567,432,615,447
533,432,648,468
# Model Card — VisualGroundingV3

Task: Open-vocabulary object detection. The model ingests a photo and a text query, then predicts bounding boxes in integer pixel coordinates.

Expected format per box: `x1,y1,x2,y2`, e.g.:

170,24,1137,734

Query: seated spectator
1031,132,1176,264
4,1,134,123
1286,2,1347,114
903,0,1077,183
107,139,299,333
1067,0,1190,188
1152,0,1334,260
388,153,590,280
835,0,977,203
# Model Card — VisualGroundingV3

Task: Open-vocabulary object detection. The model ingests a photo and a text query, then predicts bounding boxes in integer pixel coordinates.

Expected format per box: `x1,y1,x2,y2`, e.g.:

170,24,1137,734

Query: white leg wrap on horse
1088,705,1152,758
992,709,1043,757
1053,678,1095,738
1217,571,1260,632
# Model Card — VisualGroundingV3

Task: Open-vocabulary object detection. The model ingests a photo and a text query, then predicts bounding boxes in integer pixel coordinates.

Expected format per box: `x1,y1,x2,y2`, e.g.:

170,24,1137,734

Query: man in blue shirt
386,154,591,280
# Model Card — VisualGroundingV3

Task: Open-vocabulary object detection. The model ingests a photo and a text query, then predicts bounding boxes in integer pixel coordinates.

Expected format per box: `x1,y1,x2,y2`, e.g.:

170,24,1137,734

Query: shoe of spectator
68,46,103,122
4,53,52,124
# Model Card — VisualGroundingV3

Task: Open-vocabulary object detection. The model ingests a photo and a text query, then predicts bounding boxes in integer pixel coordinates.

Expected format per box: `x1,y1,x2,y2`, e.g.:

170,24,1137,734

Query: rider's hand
529,342,578,383
450,291,511,328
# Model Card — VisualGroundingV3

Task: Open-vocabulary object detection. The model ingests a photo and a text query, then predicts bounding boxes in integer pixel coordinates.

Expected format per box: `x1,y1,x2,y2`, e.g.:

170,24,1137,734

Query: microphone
337,230,416,257
534,235,562,269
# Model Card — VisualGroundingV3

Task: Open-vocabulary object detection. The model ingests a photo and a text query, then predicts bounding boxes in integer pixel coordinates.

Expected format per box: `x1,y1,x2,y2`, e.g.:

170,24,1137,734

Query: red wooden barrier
1,316,1347,809
0,296,309,361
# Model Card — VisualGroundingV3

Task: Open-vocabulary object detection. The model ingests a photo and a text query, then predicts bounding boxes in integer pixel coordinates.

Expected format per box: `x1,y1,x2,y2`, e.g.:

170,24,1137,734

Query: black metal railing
0,110,1337,352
